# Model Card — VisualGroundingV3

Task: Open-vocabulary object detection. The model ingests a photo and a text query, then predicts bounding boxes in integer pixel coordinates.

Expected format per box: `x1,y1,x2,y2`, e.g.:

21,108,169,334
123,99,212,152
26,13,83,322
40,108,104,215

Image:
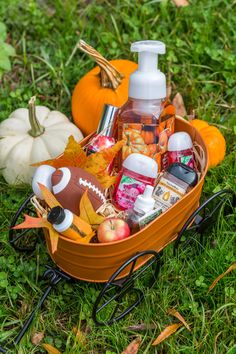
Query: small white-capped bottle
125,185,162,233
168,131,195,168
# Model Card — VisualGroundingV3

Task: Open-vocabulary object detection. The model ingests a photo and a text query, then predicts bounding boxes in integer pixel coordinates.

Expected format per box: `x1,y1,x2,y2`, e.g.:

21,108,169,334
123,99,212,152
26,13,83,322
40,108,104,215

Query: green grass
0,0,236,353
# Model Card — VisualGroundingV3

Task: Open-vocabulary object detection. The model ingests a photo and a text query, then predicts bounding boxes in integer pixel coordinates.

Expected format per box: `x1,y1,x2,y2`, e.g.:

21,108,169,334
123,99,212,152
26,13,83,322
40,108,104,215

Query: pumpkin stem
78,40,124,90
28,96,45,137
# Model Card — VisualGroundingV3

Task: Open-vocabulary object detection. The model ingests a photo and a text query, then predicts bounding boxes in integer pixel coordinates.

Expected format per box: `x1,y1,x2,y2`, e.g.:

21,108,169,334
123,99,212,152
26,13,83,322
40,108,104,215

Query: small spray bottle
125,185,161,233
117,40,167,164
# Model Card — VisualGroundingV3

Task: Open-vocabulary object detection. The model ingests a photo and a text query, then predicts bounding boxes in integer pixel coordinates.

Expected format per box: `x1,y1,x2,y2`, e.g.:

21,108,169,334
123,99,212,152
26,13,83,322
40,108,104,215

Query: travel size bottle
117,40,168,166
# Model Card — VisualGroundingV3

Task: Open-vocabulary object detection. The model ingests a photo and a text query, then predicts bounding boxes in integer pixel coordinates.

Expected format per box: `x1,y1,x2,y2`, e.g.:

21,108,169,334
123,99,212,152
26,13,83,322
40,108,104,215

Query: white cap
53,209,73,233
134,185,155,212
32,165,56,199
168,132,193,152
129,40,166,100
123,153,158,178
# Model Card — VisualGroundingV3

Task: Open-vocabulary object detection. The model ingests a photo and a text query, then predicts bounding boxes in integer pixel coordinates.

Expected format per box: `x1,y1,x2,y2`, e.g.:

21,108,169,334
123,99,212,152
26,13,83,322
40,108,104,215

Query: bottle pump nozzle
129,40,166,100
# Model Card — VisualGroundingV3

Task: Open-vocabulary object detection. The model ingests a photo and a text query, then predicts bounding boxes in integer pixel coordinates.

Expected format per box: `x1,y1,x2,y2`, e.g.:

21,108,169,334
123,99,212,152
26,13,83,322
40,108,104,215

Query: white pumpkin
0,96,83,184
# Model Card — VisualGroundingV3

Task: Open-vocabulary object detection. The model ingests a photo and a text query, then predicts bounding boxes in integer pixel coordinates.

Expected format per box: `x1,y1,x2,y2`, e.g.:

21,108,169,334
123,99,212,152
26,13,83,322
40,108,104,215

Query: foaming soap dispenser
117,40,167,165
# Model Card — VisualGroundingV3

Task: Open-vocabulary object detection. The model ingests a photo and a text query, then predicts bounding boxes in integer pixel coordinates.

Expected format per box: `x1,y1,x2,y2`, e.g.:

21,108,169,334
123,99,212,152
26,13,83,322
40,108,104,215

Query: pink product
168,148,195,168
113,168,155,210
113,153,158,210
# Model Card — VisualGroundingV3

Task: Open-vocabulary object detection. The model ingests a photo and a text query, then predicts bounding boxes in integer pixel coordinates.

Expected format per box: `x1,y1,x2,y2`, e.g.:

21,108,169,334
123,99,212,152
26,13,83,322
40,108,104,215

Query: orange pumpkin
147,144,158,157
190,119,226,168
122,129,148,159
71,40,137,136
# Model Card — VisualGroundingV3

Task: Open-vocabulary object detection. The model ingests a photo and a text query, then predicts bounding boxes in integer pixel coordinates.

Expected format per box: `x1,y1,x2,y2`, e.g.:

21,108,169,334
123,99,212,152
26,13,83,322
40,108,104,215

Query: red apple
97,218,130,243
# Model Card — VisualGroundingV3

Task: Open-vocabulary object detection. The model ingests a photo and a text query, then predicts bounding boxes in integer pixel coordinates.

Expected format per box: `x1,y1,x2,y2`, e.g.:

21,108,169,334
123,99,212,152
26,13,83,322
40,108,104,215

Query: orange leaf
12,214,47,229
152,323,182,346
47,225,59,254
168,309,191,331
42,343,62,354
84,140,125,176
79,190,105,229
208,264,236,292
38,183,62,208
33,135,87,169
121,337,141,354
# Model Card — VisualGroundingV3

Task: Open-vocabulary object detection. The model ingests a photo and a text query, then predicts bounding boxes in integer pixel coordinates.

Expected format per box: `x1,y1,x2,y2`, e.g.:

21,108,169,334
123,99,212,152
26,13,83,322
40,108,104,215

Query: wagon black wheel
92,250,161,326
174,189,235,255
9,193,40,252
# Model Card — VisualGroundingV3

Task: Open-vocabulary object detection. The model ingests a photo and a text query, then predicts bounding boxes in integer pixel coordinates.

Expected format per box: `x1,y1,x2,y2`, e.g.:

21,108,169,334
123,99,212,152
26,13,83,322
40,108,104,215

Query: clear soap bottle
117,40,167,166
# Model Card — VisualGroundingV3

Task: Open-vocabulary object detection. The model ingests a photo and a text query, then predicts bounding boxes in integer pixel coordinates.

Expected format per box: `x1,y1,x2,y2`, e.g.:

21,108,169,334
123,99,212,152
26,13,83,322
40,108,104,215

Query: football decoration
51,167,106,215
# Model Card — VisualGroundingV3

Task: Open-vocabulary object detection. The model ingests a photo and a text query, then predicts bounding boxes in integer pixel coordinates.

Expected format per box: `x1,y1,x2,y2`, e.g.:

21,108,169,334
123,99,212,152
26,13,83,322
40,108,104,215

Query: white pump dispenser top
129,40,166,100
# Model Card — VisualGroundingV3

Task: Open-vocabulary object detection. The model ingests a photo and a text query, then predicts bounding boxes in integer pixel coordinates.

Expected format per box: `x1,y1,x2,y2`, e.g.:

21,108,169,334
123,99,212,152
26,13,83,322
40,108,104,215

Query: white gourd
0,96,83,184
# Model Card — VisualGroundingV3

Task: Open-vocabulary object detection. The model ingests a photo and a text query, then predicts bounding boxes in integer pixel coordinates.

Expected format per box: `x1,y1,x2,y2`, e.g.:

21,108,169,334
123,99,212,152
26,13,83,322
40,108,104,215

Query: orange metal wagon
2,117,234,353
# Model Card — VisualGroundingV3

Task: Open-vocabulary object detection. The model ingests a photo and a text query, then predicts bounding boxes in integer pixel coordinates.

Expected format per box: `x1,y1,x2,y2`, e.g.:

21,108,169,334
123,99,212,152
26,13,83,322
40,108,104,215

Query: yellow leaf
152,323,182,346
167,309,191,331
79,190,105,229
84,140,125,176
97,174,118,189
42,343,62,354
121,337,141,354
47,225,59,254
38,183,62,209
208,264,236,292
33,135,87,169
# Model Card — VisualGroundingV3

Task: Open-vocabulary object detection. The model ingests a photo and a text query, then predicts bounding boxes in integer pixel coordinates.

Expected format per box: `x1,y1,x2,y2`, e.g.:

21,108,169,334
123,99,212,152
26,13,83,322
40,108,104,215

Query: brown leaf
172,92,187,117
152,323,182,346
31,332,44,345
172,0,189,7
167,309,191,331
208,264,236,292
79,190,105,229
42,343,62,354
121,337,141,354
33,135,87,168
124,323,156,331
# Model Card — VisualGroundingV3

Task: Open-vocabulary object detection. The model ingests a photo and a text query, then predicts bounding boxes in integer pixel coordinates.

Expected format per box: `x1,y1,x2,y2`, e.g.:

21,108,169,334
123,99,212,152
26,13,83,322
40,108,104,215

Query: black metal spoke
92,250,161,326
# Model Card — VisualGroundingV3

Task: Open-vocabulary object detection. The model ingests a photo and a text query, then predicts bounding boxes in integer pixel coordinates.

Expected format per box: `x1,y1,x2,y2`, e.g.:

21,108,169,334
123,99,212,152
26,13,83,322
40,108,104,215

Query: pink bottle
168,132,195,169
113,153,158,210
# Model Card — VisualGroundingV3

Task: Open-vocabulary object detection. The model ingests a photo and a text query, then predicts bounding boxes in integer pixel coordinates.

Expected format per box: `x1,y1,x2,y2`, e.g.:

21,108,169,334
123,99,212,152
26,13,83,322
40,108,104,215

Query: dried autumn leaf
42,343,62,354
96,174,118,189
84,140,125,176
12,214,47,230
167,309,191,331
172,0,189,7
48,226,59,254
172,92,187,117
79,190,105,229
33,135,87,168
38,183,62,209
152,323,182,346
31,331,44,345
121,337,141,354
208,264,236,292
124,323,156,331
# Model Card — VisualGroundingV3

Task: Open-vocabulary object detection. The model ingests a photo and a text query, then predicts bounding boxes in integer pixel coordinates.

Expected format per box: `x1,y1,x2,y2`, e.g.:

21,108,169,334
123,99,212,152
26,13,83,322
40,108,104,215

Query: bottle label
138,208,162,229
153,176,186,210
168,148,195,168
115,173,147,209
120,117,175,170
